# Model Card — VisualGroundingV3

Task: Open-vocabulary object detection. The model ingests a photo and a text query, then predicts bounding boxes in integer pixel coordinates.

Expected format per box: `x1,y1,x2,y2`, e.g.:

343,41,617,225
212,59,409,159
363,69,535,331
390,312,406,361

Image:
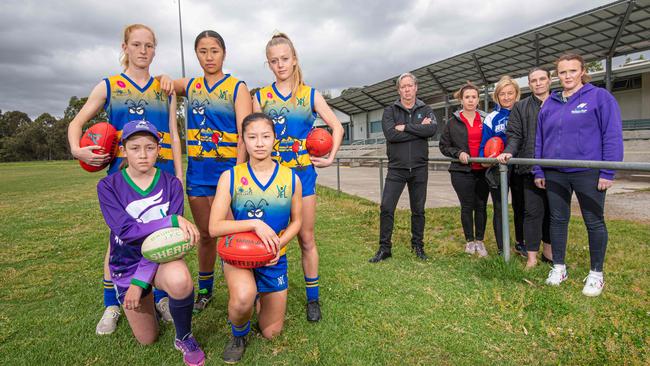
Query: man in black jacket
369,72,437,262
497,68,553,268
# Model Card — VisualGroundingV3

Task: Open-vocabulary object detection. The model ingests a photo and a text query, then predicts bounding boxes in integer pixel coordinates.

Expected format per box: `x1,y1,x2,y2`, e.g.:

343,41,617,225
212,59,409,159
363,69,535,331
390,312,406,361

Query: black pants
450,170,489,242
489,169,525,251
379,166,428,251
545,169,608,271
521,173,551,252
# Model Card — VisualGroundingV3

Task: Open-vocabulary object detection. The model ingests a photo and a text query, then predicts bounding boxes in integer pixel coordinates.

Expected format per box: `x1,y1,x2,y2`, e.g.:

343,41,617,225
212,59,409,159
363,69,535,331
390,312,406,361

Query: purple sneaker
174,335,205,366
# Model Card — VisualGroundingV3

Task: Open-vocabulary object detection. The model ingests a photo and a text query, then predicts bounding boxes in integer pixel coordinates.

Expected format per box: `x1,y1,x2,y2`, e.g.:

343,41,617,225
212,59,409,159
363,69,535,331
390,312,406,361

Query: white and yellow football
141,227,193,263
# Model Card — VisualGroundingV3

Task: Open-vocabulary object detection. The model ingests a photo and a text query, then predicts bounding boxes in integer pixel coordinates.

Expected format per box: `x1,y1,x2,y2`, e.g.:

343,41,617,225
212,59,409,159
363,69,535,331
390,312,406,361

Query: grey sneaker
474,241,488,257
193,289,212,314
155,297,174,323
96,305,120,335
222,336,247,364
464,241,476,254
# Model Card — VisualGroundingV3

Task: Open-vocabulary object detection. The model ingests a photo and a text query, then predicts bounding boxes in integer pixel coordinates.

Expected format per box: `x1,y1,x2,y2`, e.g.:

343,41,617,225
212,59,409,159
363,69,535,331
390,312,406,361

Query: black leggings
450,170,489,242
521,173,551,252
489,171,525,251
545,169,608,271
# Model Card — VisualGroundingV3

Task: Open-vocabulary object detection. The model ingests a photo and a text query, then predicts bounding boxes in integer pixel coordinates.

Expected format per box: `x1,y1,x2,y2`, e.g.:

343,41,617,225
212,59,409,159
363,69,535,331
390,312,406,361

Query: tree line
0,97,187,162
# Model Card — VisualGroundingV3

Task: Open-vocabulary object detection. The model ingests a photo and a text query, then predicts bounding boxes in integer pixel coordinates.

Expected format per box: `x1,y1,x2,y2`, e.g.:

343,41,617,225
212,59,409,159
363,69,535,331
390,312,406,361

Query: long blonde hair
265,32,304,105
119,24,157,71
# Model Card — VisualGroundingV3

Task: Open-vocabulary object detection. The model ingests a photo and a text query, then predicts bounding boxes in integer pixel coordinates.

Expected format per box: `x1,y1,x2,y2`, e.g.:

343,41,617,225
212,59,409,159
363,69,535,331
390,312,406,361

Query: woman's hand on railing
496,153,512,164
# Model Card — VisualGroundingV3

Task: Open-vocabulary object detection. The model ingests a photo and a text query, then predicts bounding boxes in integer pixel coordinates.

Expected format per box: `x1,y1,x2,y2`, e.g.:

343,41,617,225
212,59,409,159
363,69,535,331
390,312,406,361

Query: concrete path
316,164,650,223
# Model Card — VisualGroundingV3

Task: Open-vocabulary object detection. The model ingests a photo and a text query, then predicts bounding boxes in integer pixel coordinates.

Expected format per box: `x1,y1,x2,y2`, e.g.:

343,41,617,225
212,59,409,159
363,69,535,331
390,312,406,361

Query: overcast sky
0,0,617,118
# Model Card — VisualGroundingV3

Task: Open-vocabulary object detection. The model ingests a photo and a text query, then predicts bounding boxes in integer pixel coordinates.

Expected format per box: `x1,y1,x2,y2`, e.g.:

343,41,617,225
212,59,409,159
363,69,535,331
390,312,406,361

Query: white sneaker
96,305,120,335
155,297,174,323
464,241,476,254
474,241,488,257
545,266,568,286
582,274,604,297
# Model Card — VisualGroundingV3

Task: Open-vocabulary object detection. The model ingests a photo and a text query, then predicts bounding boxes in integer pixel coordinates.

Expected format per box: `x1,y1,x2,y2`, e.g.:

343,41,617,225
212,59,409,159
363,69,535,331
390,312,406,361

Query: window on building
370,121,382,133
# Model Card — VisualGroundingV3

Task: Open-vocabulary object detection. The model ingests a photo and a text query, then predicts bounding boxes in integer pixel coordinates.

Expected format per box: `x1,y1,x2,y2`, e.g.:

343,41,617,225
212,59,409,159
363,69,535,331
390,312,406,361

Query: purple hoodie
533,83,623,180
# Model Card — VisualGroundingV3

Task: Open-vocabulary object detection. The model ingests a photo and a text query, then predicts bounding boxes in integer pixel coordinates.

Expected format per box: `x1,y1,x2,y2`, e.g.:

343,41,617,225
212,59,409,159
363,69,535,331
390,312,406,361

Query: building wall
614,89,642,120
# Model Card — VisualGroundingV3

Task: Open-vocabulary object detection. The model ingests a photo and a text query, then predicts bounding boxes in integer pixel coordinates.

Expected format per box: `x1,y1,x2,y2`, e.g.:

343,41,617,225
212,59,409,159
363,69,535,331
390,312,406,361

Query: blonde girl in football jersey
252,33,343,322
159,30,252,313
209,113,302,363
67,24,182,334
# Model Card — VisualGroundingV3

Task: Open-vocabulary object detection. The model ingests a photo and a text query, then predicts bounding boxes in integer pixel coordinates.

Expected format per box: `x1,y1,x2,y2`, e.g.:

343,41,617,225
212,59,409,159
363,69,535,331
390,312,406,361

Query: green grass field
0,161,648,365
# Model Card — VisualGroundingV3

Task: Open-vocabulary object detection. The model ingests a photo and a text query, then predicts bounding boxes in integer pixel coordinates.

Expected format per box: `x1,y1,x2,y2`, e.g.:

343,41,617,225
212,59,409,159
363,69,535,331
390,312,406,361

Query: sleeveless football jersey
256,83,316,168
229,162,295,256
186,74,244,186
103,73,173,175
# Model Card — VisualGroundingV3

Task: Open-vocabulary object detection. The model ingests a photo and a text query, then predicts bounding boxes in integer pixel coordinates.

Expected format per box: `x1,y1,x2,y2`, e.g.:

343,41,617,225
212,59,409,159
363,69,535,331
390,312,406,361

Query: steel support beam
361,90,386,108
608,0,636,57
535,33,540,66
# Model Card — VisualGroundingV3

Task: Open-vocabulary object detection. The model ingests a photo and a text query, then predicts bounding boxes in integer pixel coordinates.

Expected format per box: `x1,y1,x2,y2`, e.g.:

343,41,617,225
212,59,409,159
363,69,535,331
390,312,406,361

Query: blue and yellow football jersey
103,73,173,175
186,74,244,187
229,162,295,256
256,83,317,168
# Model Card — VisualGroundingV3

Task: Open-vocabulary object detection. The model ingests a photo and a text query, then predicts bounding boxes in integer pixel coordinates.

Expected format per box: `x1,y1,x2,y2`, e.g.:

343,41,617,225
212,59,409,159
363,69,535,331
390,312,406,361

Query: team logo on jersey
124,189,169,223
297,96,306,106
237,186,253,196
276,184,287,199
117,80,126,88
241,177,249,186
571,103,588,114
268,107,290,139
277,275,285,286
267,92,273,99
244,199,269,218
196,83,202,89
126,99,148,117
219,90,229,100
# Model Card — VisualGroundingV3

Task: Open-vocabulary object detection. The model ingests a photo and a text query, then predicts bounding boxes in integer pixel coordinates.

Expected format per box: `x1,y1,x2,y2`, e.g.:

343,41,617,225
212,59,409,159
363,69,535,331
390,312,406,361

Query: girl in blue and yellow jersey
209,113,302,363
67,24,182,335
253,33,344,322
159,31,252,312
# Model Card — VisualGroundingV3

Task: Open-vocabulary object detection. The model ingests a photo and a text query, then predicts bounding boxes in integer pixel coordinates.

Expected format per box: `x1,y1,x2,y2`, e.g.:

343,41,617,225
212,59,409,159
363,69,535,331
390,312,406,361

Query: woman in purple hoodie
533,53,623,297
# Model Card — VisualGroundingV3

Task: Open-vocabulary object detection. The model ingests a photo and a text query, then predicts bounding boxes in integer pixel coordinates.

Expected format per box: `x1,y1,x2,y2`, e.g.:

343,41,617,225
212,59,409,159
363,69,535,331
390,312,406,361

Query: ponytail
266,32,304,105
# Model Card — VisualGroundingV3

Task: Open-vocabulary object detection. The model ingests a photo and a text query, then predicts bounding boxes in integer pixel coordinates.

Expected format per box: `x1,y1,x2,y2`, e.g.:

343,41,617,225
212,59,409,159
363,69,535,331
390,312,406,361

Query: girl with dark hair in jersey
160,30,252,312
209,113,302,363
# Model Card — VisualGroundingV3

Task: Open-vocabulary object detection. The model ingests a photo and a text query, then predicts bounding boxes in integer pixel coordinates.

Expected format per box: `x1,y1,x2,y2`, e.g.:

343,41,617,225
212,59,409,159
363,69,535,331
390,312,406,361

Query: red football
79,122,118,172
484,136,504,158
305,128,333,157
217,231,275,269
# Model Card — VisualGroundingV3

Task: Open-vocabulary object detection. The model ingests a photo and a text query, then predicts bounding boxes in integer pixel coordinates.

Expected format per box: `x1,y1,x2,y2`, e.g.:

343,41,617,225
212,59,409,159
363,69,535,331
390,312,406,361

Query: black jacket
503,95,544,175
439,110,487,172
382,98,437,169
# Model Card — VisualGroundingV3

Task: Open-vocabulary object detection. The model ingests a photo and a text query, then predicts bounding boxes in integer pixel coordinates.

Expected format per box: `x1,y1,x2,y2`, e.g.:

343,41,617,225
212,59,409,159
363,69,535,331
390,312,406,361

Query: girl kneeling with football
97,120,205,366
209,113,302,364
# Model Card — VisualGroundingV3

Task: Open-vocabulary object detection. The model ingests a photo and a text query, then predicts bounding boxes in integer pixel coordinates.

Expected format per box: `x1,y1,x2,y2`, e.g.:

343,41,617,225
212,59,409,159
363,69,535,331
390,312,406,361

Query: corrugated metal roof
328,0,650,115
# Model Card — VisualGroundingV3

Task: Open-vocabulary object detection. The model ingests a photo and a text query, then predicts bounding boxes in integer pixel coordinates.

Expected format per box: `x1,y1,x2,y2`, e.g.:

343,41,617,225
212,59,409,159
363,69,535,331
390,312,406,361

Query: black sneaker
222,336,247,364
306,300,322,322
413,246,429,261
193,289,212,314
514,243,528,258
369,249,391,263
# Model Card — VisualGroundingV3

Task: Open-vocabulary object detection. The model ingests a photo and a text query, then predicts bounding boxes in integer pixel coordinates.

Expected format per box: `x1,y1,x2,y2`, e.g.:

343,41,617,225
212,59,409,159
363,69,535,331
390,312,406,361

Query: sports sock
589,270,604,280
169,290,194,341
230,320,250,338
304,276,319,302
103,279,120,307
197,271,215,295
153,288,168,304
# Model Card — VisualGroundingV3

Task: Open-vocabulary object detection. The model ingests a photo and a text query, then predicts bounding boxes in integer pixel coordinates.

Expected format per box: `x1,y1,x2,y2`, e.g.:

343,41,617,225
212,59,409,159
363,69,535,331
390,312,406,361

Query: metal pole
177,0,186,78
483,85,489,112
336,158,341,192
177,0,189,156
379,158,384,199
605,55,613,92
499,163,510,262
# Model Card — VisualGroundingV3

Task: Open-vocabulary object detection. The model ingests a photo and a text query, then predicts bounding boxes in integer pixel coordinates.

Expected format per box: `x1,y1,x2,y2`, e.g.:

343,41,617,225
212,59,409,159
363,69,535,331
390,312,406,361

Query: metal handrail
333,156,650,262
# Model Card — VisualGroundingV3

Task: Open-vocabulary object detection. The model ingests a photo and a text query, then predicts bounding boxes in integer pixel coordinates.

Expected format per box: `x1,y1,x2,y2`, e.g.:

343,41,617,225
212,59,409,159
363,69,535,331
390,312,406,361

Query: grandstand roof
328,0,650,115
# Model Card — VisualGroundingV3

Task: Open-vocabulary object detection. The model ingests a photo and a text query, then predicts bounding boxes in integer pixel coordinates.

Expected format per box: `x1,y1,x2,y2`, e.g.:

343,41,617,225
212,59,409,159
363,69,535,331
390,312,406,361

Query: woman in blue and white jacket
478,75,525,256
